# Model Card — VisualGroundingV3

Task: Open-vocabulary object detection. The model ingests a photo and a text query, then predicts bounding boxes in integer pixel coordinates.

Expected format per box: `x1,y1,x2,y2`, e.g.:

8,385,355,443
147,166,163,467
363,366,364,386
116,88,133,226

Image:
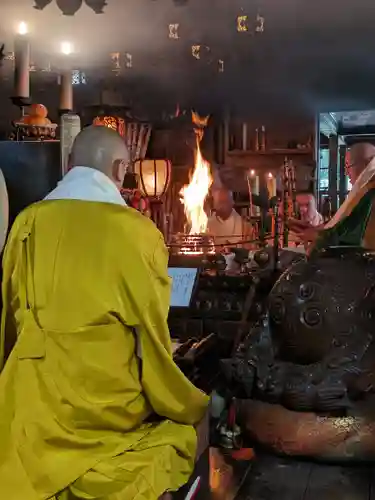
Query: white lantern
134,159,171,198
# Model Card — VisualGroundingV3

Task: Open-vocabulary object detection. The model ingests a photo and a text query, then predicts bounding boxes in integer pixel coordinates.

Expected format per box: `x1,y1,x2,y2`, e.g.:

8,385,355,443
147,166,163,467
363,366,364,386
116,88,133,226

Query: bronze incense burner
223,247,375,461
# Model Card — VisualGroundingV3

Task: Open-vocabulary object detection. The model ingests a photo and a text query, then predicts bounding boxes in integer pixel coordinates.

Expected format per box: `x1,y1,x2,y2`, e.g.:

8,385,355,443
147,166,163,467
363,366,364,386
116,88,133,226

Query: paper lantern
93,116,126,138
134,159,171,198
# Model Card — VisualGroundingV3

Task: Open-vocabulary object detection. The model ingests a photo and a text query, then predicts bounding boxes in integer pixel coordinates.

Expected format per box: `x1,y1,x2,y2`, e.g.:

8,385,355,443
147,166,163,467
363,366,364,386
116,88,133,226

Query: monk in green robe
290,142,375,252
0,126,209,500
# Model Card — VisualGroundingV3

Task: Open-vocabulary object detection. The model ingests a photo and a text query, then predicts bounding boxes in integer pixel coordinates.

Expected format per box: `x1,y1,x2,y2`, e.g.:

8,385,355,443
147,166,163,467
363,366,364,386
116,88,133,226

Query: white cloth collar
45,166,126,206
214,209,238,223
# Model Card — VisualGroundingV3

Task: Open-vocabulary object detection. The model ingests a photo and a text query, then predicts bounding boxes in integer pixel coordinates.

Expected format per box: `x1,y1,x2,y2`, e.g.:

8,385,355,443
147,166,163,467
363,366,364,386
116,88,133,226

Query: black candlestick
59,109,73,117
10,96,32,108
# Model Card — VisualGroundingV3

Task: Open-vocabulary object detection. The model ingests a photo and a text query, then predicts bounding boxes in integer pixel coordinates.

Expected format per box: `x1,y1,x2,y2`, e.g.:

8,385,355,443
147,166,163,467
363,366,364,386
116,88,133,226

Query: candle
59,70,73,112
14,30,30,98
242,122,248,151
266,173,276,198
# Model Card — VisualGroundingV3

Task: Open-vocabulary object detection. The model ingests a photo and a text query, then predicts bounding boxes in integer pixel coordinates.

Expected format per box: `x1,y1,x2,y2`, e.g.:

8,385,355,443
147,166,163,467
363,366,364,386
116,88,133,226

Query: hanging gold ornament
191,45,201,59
237,15,248,32
168,23,179,39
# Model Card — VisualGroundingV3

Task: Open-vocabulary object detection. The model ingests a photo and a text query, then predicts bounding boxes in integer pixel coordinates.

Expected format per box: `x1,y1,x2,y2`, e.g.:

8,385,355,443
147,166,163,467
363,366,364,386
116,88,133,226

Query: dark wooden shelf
227,148,313,156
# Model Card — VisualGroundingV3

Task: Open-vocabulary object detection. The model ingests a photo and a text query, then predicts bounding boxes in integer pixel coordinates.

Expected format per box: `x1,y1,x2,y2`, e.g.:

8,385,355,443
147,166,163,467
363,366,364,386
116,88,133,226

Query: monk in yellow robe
0,126,209,500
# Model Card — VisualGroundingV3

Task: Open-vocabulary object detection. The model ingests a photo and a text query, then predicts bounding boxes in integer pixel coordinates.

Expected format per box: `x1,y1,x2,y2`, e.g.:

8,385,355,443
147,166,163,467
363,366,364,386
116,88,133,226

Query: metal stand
273,200,281,272
10,96,32,139
10,96,31,109
281,158,298,247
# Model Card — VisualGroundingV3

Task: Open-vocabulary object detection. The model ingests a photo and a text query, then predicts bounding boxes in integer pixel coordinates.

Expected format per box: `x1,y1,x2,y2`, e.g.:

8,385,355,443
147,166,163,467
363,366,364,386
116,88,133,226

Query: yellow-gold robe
0,200,209,500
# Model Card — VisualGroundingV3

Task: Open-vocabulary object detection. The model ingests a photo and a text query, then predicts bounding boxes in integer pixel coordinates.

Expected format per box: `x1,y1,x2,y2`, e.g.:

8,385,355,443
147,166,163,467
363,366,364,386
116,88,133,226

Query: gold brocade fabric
0,200,209,500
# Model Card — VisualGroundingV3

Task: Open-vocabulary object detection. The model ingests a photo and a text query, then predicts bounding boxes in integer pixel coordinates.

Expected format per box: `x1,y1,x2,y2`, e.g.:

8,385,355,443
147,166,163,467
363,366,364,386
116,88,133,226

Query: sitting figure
207,187,254,250
296,190,323,228
0,126,209,499
290,142,375,253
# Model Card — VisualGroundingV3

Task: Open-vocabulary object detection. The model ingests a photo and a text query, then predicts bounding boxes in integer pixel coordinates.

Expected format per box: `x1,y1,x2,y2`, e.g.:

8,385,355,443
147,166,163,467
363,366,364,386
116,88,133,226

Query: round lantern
134,159,171,198
93,115,126,138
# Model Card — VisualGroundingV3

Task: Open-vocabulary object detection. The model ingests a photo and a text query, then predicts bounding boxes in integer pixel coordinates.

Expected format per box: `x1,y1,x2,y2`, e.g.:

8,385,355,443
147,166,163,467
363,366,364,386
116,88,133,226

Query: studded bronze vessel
223,247,375,461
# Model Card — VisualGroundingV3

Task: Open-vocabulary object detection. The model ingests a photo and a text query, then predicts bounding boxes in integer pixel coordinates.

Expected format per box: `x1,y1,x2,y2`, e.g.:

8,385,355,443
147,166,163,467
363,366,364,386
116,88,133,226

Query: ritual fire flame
180,140,212,234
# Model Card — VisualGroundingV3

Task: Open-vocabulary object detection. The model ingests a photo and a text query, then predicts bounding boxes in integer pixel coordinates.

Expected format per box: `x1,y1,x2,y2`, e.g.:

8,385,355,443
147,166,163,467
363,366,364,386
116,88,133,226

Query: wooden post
328,134,338,212
338,145,347,206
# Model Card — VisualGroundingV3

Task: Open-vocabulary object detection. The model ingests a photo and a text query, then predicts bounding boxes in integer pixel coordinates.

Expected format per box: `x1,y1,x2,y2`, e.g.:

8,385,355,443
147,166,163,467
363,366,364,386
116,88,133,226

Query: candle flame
18,22,28,35
61,41,73,55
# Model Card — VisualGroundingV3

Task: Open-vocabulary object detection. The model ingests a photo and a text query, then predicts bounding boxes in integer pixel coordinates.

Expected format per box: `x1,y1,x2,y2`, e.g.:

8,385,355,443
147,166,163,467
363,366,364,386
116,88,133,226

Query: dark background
0,0,374,126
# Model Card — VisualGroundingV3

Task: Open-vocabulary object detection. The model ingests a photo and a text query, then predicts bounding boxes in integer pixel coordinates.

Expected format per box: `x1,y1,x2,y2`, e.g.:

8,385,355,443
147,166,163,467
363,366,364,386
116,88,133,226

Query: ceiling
1,0,375,118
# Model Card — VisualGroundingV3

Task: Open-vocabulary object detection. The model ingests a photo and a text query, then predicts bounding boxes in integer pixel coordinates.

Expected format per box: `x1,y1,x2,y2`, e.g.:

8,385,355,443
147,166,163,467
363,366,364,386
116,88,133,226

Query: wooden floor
235,453,375,500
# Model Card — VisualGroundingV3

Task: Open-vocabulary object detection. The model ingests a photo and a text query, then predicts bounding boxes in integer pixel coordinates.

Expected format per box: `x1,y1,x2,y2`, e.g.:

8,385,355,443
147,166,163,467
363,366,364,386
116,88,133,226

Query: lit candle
59,42,74,112
247,170,260,217
266,172,276,198
242,122,248,150
14,22,30,99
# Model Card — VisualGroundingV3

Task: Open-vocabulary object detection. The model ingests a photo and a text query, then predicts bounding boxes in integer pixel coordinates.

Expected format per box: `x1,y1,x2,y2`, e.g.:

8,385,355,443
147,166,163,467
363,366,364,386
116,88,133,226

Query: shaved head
70,125,129,189
212,187,234,220
347,142,375,184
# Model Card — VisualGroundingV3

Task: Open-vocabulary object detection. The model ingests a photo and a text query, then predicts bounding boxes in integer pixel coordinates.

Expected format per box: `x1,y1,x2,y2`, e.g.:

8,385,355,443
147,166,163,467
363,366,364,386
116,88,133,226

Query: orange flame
180,140,212,234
